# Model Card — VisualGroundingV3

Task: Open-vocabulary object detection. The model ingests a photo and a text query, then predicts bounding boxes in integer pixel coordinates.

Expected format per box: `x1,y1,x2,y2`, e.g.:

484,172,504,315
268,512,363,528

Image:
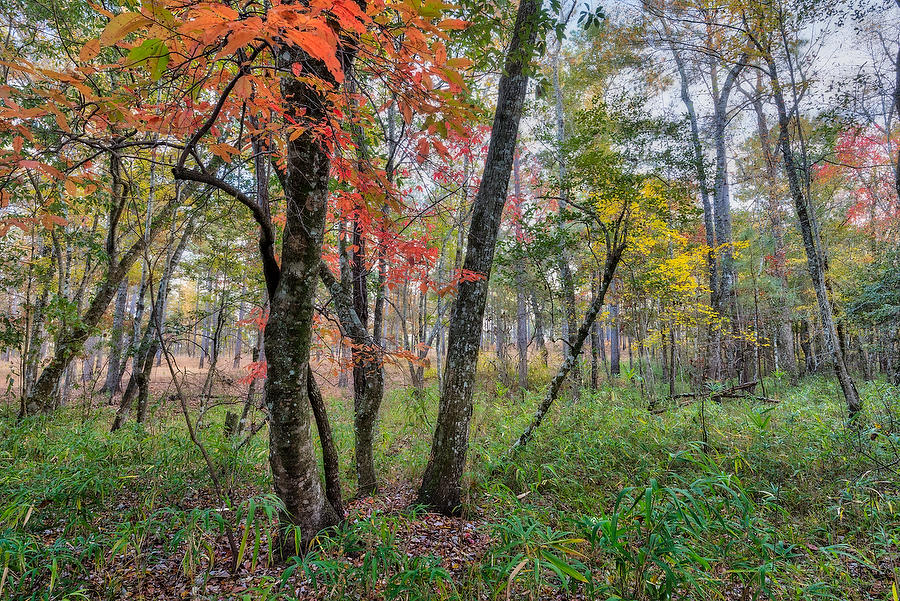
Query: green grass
1,375,899,600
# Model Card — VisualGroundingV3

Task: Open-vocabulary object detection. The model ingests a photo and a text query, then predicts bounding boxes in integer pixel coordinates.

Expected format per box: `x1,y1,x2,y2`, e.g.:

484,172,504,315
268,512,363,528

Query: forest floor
1,370,899,600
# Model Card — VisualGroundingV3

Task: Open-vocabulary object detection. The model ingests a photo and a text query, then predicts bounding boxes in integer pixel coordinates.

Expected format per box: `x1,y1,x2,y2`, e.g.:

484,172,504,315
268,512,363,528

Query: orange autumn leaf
79,39,101,62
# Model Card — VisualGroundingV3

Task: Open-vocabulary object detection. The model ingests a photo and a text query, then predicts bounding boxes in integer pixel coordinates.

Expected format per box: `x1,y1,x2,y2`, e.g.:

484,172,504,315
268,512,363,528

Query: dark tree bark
307,365,344,518
262,137,340,549
176,36,355,549
609,279,620,376
531,290,548,366
417,0,542,515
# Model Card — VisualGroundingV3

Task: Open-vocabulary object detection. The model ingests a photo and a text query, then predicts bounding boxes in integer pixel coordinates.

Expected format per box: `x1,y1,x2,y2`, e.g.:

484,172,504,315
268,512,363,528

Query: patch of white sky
514,0,899,209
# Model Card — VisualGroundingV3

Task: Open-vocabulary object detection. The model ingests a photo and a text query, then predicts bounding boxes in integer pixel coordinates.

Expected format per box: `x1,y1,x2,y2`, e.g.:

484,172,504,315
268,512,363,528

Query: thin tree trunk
667,31,721,380
22,206,172,415
103,281,129,395
514,235,625,450
766,56,861,416
531,290,548,366
609,280,620,376
552,29,582,400
307,365,344,517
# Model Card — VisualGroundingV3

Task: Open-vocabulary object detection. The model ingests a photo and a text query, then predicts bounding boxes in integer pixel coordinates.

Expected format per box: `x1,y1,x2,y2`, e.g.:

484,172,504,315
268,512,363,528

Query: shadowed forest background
1,0,899,598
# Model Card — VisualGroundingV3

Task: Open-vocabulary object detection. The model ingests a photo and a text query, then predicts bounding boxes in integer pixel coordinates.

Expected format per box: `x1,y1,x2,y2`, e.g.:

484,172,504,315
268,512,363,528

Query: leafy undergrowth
1,376,899,600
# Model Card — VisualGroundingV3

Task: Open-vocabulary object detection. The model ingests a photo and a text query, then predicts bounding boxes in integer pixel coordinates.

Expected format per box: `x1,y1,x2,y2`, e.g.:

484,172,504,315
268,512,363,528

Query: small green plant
487,516,589,598
747,405,775,432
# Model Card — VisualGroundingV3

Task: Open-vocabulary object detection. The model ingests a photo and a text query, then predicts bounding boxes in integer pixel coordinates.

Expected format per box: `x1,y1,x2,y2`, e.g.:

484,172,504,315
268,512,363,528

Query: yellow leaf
446,57,472,69
64,179,86,197
100,13,150,47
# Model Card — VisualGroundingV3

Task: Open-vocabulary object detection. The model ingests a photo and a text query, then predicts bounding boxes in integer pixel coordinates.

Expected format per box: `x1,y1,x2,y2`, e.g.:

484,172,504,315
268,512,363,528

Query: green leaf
126,38,170,81
540,550,588,583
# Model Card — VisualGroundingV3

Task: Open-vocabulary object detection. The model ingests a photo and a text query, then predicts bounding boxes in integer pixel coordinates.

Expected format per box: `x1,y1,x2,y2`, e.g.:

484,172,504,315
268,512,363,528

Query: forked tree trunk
418,0,541,515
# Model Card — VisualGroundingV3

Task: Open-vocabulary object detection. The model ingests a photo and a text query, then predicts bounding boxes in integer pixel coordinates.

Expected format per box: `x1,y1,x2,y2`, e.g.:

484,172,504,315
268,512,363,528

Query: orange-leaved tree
84,0,473,549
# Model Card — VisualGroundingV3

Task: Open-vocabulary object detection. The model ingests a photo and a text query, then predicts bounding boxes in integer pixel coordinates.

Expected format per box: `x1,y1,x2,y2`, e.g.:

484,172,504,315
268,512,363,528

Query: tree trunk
552,38,582,400
307,365,344,517
234,294,245,370
531,290,547,366
711,58,744,377
766,57,861,416
22,213,169,415
103,281,129,395
667,34,721,380
418,0,541,515
514,238,624,450
609,280,620,376
747,84,797,379
112,215,196,431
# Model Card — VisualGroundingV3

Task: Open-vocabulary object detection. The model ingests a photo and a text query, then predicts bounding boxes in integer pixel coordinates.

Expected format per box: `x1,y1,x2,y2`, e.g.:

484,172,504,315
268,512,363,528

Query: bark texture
418,0,541,515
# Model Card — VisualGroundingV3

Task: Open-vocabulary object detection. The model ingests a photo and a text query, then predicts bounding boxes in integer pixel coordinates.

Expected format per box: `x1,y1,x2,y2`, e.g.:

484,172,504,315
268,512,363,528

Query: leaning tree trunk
417,0,541,516
22,214,168,415
514,237,625,450
767,57,861,416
